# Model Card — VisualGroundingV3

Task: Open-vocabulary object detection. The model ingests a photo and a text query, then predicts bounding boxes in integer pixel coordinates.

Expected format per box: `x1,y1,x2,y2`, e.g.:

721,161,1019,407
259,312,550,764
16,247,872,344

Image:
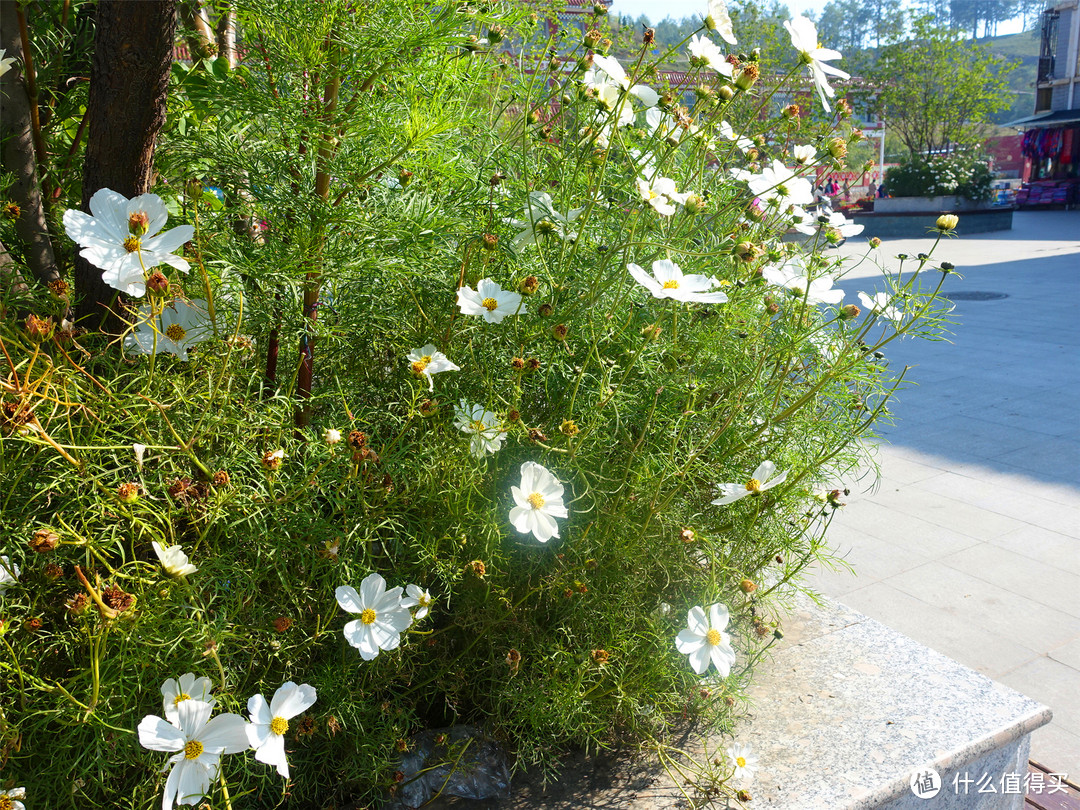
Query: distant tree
818,0,872,54
870,15,1016,156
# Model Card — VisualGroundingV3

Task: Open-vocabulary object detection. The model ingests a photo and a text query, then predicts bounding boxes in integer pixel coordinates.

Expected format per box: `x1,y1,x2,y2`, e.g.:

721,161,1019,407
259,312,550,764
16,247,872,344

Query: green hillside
978,28,1039,124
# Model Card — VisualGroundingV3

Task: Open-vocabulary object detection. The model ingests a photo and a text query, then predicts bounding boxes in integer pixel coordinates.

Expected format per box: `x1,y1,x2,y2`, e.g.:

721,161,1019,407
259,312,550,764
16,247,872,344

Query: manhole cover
944,291,1008,301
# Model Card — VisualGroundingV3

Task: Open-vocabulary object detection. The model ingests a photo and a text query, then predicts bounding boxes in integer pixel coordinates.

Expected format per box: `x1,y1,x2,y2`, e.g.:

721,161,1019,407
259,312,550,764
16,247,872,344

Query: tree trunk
215,1,237,68
74,0,178,333
0,0,60,288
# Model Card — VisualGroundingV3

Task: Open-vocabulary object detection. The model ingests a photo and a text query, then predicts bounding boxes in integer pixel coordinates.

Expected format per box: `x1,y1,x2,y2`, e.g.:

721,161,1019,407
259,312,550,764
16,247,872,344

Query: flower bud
940,261,954,272
185,179,204,199
735,241,761,262
783,104,801,120
551,323,568,341
593,2,607,14
869,237,881,248
641,323,663,341
481,233,499,252
324,428,342,446
837,98,852,118
740,578,757,594
519,275,539,295
936,214,959,232
128,211,150,236
827,138,847,160
684,194,706,214
717,85,735,102
584,28,601,48
840,304,861,320
487,25,505,44
559,419,579,436
538,302,554,318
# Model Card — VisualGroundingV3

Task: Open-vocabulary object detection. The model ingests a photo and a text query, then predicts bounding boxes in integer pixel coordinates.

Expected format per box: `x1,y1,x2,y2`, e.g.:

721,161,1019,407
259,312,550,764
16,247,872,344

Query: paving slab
806,209,1080,769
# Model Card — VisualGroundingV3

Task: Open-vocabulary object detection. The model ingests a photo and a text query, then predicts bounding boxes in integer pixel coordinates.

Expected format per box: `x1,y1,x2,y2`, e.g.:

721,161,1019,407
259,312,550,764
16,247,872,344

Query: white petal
247,693,272,726
196,713,250,754
335,585,363,614
272,681,317,719
253,730,289,778
138,715,186,752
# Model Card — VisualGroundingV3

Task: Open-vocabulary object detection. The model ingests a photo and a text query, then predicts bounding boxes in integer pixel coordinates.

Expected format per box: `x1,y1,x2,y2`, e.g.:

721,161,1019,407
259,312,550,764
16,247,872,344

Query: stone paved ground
805,209,1080,770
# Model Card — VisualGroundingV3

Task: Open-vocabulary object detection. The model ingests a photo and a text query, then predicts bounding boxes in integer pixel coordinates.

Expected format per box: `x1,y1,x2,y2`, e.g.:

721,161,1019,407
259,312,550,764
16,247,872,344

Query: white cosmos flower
152,542,198,578
705,0,737,44
628,259,728,304
137,699,250,810
336,573,413,661
645,108,680,141
0,787,26,810
858,291,903,323
827,211,864,237
407,344,460,391
454,401,505,457
711,461,788,505
687,34,733,77
62,188,195,297
763,259,844,305
0,49,17,79
675,603,737,676
456,279,522,324
246,681,317,778
510,192,583,252
509,461,568,543
745,159,814,211
125,299,211,361
785,16,849,112
728,742,759,783
720,121,755,154
636,177,687,216
590,54,659,108
0,556,19,591
792,144,816,165
161,673,215,725
401,584,434,619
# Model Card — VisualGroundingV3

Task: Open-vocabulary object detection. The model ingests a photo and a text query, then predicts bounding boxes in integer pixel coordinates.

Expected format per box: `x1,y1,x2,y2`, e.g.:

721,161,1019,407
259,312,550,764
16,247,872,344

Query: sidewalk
805,210,1080,768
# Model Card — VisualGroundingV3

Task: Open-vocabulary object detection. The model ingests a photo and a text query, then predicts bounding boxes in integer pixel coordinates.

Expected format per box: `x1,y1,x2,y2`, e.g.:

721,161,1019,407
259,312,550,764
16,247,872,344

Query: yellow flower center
0,796,14,810
776,183,789,196
270,716,289,736
471,419,487,432
360,608,377,625
174,692,191,706
662,280,680,289
184,740,204,760
418,593,432,606
706,628,722,646
527,492,545,509
736,756,747,767
411,360,428,375
481,297,499,311
745,478,762,493
123,236,142,253
165,324,187,342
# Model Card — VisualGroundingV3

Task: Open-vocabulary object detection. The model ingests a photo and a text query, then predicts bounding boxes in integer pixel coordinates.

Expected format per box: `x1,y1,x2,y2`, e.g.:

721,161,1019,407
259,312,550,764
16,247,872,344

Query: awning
1005,108,1080,128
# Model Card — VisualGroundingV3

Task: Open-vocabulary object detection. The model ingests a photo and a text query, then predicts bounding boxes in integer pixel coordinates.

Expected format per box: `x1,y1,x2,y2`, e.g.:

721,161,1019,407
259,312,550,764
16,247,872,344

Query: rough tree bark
74,0,177,333
0,0,60,289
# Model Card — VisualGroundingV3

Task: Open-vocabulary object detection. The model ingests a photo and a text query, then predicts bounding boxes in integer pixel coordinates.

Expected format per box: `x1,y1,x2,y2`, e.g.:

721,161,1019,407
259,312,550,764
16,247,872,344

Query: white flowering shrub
0,1,957,807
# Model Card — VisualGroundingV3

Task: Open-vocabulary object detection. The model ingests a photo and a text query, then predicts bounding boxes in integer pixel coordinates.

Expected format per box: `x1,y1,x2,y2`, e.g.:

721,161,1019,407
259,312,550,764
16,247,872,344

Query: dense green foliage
0,1,957,807
885,152,995,201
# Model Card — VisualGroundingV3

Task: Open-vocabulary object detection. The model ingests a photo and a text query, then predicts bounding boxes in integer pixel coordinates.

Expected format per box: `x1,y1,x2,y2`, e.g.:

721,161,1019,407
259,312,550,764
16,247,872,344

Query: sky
611,0,1027,34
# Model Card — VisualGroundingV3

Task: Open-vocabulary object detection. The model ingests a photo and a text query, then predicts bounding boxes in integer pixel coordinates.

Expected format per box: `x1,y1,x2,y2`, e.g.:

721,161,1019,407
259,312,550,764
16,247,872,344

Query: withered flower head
511,357,526,370
145,270,170,295
519,275,539,295
559,419,579,436
419,399,439,417
2,201,20,220
739,578,757,594
44,562,63,580
261,449,285,470
528,428,548,443
212,470,231,488
469,559,486,578
30,528,59,553
537,302,554,318
591,649,610,665
49,278,71,300
102,584,136,614
347,430,367,450
525,357,541,371
481,233,499,252
66,592,90,615
24,314,54,342
551,323,568,341
679,528,695,544
116,482,140,504
273,616,293,633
